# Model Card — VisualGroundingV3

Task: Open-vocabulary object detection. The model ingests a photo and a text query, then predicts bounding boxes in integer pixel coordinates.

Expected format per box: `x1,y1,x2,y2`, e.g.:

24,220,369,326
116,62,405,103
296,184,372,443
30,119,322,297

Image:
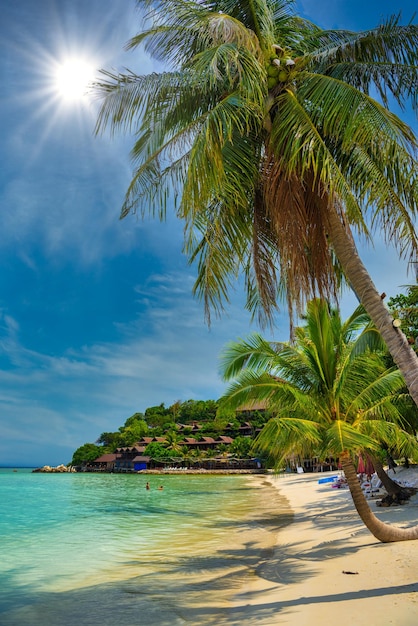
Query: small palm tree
94,0,418,404
220,299,418,542
163,430,184,454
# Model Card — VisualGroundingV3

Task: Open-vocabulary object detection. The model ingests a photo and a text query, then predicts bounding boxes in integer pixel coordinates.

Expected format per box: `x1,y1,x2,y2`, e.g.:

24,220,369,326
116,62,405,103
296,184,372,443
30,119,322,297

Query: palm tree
163,430,184,455
94,1,418,402
219,299,418,542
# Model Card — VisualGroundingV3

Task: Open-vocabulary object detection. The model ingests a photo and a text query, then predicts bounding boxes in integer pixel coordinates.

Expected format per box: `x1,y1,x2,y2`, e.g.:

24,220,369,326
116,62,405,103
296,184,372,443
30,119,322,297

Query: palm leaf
323,420,379,455
254,416,323,466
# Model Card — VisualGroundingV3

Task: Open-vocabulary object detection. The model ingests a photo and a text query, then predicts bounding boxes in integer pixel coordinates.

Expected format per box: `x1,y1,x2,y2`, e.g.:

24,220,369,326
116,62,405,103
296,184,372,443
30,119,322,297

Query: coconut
267,64,279,77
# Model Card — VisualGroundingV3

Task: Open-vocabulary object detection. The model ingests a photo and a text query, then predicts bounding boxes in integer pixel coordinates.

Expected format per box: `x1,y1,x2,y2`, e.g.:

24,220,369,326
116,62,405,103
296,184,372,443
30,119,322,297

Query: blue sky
0,0,416,467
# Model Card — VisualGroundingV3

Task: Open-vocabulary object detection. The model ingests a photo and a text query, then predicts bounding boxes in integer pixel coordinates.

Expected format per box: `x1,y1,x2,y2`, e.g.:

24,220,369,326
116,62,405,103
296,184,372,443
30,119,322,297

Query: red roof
217,436,234,444
94,453,119,463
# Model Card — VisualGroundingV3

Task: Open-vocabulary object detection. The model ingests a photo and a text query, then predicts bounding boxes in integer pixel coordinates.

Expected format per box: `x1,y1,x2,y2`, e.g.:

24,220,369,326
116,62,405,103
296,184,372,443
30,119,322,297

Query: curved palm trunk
368,454,405,496
340,452,418,542
327,207,418,407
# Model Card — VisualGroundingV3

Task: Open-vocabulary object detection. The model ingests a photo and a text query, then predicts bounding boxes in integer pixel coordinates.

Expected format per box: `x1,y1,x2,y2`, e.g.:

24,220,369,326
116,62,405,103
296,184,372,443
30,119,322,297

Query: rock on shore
32,464,76,473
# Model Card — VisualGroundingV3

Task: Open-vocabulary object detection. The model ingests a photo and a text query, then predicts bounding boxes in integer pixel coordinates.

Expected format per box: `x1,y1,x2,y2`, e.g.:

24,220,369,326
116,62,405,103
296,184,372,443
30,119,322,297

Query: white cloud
0,266,278,465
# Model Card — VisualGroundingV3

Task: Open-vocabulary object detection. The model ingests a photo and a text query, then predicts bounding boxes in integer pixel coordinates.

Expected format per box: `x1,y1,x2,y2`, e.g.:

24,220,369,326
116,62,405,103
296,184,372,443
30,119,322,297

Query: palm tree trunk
368,454,404,496
340,452,418,542
327,207,418,407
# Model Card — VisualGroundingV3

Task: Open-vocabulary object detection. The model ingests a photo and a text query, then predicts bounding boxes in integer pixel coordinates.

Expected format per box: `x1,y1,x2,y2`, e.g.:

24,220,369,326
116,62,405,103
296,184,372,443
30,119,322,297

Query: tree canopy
94,0,418,404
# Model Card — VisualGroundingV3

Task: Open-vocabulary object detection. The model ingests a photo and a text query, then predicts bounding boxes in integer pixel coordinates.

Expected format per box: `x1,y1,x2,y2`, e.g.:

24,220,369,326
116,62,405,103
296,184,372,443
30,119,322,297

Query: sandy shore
229,469,418,625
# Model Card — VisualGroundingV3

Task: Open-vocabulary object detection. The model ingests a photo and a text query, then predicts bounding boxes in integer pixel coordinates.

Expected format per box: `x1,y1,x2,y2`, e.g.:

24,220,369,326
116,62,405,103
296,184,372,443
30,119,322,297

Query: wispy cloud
0,267,285,465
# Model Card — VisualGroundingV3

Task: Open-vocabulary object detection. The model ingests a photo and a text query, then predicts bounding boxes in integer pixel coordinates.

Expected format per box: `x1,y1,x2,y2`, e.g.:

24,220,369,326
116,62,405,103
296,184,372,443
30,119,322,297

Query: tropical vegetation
70,398,269,465
389,285,418,351
94,0,418,404
219,298,418,542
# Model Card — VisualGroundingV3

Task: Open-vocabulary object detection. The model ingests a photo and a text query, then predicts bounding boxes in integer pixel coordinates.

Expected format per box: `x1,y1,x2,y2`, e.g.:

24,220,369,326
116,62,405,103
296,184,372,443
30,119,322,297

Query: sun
54,58,95,102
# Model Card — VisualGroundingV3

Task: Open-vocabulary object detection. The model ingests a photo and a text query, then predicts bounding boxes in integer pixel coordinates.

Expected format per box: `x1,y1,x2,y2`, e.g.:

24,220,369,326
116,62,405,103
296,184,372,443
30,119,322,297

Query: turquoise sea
0,468,290,626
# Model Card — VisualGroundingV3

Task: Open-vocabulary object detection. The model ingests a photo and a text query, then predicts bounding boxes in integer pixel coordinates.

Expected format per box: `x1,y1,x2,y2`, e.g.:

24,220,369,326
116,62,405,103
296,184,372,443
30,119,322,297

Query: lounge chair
361,473,383,498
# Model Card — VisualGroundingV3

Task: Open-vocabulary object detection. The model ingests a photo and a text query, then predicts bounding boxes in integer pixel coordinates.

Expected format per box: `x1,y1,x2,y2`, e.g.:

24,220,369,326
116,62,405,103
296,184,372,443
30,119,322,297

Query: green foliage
244,410,269,430
220,299,414,466
200,415,229,434
215,405,237,421
119,420,149,445
230,436,253,458
177,399,219,422
96,431,123,449
123,412,145,427
71,443,102,466
163,430,184,453
388,286,418,349
144,442,173,460
144,404,171,428
167,400,182,420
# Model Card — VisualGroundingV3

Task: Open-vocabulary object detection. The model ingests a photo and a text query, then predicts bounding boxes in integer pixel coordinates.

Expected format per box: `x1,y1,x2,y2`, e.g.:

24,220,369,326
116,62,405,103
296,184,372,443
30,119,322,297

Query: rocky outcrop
32,464,76,473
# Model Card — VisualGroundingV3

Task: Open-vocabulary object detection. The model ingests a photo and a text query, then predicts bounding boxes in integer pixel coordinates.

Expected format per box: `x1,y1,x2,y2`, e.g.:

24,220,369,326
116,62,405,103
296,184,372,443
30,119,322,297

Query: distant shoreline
32,466,268,475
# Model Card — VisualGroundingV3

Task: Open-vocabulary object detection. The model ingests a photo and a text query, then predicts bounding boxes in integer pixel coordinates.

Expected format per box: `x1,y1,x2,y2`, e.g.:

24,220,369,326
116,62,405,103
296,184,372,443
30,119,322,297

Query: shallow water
0,469,290,625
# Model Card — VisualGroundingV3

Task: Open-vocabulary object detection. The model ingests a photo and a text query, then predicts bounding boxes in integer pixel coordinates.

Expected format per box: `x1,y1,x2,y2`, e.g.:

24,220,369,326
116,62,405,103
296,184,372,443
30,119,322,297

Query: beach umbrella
357,455,365,474
365,455,374,476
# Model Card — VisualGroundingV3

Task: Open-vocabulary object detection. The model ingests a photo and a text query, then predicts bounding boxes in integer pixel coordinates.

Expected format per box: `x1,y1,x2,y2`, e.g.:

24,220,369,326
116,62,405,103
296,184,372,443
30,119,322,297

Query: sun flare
54,59,95,101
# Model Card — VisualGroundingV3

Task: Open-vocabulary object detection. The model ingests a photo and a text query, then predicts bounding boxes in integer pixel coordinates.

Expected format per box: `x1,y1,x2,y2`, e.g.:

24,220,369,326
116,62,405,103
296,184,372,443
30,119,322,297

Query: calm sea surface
0,468,290,626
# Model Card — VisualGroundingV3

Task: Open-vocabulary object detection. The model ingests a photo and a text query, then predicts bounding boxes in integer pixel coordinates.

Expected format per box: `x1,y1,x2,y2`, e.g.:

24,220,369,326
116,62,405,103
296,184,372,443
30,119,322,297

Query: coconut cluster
267,44,296,89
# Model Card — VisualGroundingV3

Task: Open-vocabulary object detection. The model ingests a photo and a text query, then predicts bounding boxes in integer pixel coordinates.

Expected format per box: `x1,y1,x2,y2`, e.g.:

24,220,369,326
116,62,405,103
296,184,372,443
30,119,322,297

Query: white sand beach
232,468,418,625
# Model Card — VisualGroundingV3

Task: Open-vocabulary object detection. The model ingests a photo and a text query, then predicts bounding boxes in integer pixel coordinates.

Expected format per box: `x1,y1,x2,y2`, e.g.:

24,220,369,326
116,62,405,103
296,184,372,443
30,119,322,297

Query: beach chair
361,474,383,498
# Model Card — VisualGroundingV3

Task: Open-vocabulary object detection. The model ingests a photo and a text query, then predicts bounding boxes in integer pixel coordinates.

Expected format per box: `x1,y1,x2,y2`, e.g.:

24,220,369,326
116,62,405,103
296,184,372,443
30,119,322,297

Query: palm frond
254,416,322,466
346,365,405,418
324,420,379,455
361,421,418,459
94,70,167,135
220,333,282,379
307,16,418,111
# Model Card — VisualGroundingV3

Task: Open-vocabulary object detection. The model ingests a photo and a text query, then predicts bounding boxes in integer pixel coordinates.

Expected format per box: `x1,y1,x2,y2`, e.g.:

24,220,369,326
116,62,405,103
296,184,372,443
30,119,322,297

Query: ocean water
0,468,290,626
